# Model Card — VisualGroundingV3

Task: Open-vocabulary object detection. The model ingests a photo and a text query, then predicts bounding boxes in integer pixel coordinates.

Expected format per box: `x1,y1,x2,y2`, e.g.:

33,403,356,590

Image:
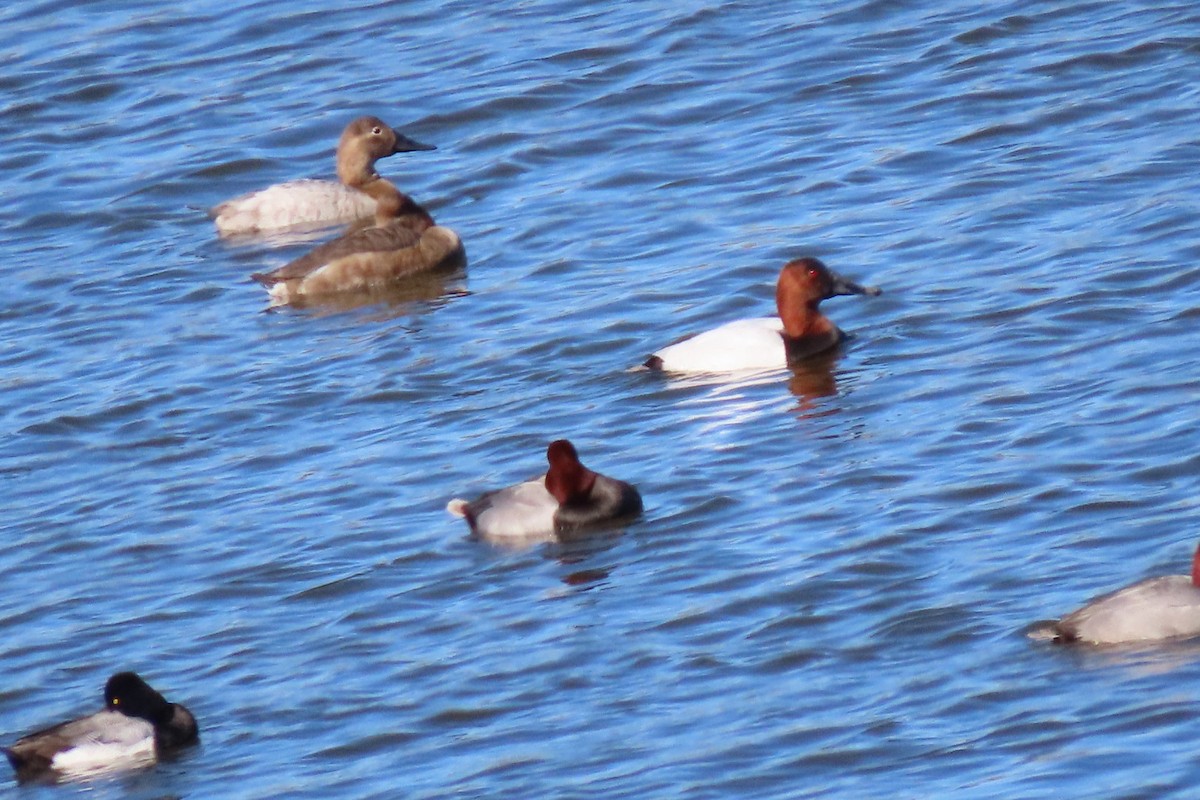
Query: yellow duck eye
111,697,120,706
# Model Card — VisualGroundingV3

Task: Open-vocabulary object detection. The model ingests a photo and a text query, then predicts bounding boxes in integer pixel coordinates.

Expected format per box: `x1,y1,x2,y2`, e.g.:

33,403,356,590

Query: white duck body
650,317,786,373
1049,575,1200,645
447,477,559,542
212,116,436,237
38,711,157,780
212,179,376,235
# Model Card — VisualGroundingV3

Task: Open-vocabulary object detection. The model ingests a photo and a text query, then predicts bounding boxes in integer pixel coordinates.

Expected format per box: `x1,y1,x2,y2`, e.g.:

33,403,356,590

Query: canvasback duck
446,440,643,542
644,257,881,373
251,117,464,306
5,672,198,783
211,115,436,235
1029,543,1200,645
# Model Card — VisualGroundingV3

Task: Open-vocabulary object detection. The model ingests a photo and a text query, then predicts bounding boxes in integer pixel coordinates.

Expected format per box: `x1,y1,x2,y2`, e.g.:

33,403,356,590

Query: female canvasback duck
446,440,643,542
211,115,437,236
251,117,464,306
1029,543,1200,645
644,257,881,373
5,672,198,783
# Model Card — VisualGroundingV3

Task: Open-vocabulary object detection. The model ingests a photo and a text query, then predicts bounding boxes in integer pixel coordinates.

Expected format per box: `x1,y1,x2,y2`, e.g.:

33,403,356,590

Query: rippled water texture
3,1,1200,797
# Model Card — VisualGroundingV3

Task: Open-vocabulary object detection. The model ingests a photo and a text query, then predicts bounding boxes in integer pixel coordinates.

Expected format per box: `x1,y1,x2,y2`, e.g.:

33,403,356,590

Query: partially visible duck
4,672,198,783
447,440,643,542
251,117,464,306
211,115,436,236
644,257,881,373
1029,543,1200,645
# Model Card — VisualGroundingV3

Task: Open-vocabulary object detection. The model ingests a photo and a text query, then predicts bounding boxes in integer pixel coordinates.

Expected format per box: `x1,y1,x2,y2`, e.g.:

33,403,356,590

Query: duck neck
337,148,378,188
780,292,842,362
359,177,435,230
781,293,839,341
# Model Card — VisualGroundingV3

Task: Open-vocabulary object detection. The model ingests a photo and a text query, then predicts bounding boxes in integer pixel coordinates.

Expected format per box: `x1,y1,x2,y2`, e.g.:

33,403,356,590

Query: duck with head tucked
251,116,464,306
4,672,198,784
211,116,437,236
447,440,643,543
1028,543,1200,645
644,257,881,373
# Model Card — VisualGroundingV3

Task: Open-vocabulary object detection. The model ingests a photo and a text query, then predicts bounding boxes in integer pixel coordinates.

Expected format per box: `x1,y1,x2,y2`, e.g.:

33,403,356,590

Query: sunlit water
3,1,1200,797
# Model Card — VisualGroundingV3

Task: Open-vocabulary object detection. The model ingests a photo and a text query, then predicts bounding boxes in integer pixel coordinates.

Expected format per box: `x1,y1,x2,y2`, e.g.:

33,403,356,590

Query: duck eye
111,697,120,706
371,126,382,136
807,268,820,279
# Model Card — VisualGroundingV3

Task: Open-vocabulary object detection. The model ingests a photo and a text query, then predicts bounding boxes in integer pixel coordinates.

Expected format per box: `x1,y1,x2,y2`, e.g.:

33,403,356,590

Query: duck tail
1024,620,1063,642
3,745,40,782
264,282,293,308
421,227,466,270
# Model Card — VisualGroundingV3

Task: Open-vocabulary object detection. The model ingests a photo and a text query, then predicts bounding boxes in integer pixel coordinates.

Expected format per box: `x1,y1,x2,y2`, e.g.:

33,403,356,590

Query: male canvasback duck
446,440,643,542
251,117,464,306
5,672,198,783
1029,543,1200,645
211,115,436,236
644,257,881,373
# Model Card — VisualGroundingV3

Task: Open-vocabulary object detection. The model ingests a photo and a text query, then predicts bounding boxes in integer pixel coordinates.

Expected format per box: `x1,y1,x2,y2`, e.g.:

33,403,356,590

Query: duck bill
392,134,437,154
829,271,882,297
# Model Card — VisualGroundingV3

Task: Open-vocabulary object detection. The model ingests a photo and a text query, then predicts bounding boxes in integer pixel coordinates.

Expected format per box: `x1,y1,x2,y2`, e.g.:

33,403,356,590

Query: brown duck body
249,116,463,305
253,185,463,306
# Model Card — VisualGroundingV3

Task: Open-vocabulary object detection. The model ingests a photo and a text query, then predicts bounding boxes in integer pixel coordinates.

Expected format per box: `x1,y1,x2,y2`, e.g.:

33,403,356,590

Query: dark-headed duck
1028,543,1200,645
4,672,198,783
447,440,643,543
251,117,463,306
644,257,881,373
211,115,437,236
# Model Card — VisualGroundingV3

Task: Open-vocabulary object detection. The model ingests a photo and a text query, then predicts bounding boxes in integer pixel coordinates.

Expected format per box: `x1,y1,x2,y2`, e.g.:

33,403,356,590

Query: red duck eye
807,268,820,279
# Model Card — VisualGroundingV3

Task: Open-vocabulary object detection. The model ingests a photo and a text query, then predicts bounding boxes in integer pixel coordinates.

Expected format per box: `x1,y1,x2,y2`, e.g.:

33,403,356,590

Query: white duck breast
1054,575,1200,644
212,180,376,235
651,317,786,373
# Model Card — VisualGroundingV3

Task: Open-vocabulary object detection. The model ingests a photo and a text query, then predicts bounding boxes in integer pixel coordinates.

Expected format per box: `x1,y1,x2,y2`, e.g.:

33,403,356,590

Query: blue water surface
3,1,1200,797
